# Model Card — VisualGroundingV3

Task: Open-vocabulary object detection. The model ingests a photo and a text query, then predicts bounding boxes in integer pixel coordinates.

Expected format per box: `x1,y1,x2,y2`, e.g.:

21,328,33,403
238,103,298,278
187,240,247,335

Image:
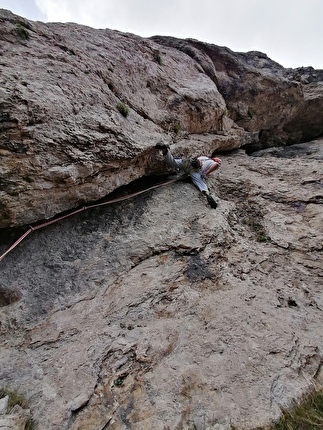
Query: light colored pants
164,150,209,194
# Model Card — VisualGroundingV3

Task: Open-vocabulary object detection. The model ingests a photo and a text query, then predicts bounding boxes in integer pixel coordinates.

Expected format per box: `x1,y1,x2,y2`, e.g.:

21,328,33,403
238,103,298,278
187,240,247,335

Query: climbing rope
0,175,181,263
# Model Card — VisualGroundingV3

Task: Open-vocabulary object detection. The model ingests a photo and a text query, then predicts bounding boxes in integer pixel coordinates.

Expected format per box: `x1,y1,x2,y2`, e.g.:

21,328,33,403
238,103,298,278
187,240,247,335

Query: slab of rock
0,404,31,430
0,138,322,429
0,395,9,414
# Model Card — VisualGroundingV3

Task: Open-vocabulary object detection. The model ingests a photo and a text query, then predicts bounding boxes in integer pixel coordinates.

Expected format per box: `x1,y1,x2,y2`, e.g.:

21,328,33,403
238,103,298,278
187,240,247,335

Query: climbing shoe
155,142,169,151
207,194,218,209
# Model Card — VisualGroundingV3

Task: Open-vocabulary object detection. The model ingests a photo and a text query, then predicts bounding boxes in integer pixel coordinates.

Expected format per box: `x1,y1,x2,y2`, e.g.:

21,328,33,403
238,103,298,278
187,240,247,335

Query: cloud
1,0,46,21
34,0,75,22
8,0,323,68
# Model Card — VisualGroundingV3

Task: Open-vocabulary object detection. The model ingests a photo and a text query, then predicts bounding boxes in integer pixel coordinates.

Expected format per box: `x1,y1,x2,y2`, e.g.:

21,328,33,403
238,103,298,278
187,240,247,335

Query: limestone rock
0,404,31,430
1,8,323,430
152,37,323,149
0,10,323,227
0,395,9,414
0,137,322,429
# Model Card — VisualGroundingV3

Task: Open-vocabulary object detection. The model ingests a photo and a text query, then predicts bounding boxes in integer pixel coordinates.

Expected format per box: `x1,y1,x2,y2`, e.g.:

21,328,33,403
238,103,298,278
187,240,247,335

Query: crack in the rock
261,193,323,205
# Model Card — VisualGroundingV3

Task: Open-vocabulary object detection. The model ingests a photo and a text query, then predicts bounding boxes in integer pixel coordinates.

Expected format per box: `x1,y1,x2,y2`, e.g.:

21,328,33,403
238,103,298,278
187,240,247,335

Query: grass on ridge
272,388,323,430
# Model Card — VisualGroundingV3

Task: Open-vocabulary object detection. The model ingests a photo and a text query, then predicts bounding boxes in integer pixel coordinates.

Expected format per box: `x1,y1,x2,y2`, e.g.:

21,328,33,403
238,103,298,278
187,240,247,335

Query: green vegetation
0,387,34,429
0,387,29,411
16,23,29,40
117,101,129,117
190,389,323,429
173,120,182,134
242,217,271,242
114,375,127,387
271,389,323,429
155,53,163,65
247,107,254,119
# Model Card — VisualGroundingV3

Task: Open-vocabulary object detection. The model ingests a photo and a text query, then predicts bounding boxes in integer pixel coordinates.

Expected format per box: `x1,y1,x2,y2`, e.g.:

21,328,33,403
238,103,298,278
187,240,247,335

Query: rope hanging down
0,176,180,263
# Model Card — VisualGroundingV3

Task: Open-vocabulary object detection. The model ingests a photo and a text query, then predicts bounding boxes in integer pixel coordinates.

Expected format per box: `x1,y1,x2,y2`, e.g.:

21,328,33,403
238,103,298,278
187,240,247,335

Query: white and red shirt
198,156,218,175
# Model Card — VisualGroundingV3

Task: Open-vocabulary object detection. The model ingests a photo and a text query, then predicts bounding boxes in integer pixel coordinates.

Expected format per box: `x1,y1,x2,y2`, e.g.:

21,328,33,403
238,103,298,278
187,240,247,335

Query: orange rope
0,176,180,262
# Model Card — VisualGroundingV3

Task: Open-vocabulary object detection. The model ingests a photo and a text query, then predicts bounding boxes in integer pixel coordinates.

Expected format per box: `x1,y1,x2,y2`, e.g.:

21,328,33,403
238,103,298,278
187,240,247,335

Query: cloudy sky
1,0,322,69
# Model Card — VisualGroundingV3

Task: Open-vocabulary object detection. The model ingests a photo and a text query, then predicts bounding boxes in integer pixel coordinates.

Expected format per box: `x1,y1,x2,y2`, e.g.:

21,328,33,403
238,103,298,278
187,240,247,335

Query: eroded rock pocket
0,287,22,307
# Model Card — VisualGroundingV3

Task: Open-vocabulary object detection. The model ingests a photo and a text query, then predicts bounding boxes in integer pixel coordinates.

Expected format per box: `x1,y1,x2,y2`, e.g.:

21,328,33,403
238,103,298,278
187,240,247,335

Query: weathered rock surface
0,9,323,228
0,395,31,430
1,8,323,430
153,37,323,147
1,137,322,429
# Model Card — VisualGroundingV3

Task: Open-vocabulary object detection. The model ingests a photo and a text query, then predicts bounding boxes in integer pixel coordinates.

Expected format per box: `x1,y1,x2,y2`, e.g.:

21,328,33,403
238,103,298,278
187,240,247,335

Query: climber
155,142,221,208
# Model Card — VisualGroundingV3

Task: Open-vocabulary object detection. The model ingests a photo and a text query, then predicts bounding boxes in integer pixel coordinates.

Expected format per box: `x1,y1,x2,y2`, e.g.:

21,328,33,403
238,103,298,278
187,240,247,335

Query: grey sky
0,0,46,21
1,0,322,69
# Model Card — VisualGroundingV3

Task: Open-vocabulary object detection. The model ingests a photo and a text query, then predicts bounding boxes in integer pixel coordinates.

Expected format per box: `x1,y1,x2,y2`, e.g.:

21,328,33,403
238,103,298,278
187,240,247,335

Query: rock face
1,9,323,430
1,9,323,228
1,139,323,429
153,37,323,148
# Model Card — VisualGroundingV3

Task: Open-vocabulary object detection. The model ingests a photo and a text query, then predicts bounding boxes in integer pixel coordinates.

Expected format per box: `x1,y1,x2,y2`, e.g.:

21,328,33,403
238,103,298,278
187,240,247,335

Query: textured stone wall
0,10,322,227
1,9,323,430
1,139,322,429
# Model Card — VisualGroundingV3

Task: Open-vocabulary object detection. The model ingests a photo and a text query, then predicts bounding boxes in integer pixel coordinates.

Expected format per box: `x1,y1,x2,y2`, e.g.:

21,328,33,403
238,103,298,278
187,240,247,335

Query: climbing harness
0,176,181,263
183,157,201,174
